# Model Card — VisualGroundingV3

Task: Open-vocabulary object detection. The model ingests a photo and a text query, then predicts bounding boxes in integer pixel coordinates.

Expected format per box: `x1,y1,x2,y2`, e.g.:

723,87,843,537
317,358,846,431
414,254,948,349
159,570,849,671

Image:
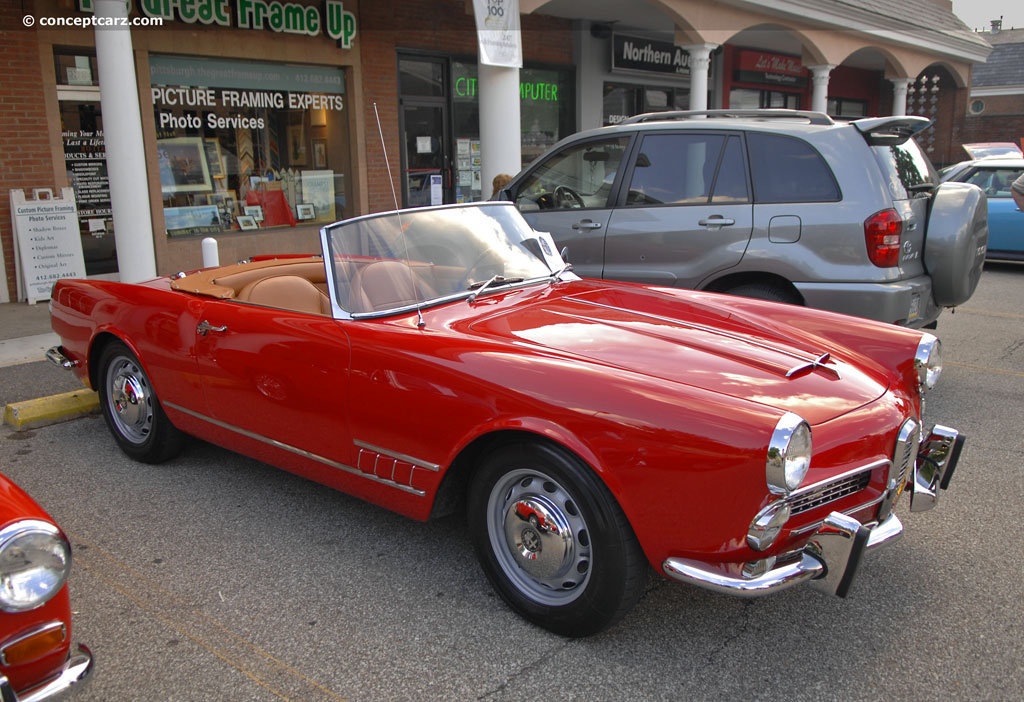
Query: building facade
0,0,994,302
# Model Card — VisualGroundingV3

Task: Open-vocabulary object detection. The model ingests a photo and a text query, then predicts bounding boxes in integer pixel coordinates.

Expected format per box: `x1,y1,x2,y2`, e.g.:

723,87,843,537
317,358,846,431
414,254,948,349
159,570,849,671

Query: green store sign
78,0,357,48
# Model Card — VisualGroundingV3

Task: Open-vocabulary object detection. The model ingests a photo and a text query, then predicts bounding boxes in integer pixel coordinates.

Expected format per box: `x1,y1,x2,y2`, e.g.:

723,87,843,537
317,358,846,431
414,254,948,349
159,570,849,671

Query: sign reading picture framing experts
9,188,86,304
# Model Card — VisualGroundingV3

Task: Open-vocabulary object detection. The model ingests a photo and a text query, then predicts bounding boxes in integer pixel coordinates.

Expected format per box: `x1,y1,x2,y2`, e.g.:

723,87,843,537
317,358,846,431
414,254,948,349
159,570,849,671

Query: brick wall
1,1,54,302
358,0,574,212
961,94,1024,153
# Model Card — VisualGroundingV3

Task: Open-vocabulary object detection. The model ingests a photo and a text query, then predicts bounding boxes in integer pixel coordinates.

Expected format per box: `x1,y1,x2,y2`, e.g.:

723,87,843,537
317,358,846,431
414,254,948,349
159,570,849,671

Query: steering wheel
553,185,585,209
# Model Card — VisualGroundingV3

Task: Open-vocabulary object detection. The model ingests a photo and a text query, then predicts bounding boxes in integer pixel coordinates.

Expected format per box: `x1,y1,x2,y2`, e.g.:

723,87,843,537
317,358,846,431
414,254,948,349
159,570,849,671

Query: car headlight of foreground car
0,520,71,612
915,333,942,392
749,413,812,552
766,412,812,496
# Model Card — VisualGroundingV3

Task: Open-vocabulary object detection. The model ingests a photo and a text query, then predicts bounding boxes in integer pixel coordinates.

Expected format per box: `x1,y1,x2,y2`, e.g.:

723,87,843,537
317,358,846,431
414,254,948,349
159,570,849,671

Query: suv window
747,133,840,203
514,137,630,211
625,134,749,206
872,139,936,198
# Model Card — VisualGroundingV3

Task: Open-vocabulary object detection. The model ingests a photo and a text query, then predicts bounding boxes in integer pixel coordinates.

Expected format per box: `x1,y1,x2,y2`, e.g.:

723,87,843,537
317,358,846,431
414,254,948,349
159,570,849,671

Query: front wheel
467,441,646,637
97,341,184,464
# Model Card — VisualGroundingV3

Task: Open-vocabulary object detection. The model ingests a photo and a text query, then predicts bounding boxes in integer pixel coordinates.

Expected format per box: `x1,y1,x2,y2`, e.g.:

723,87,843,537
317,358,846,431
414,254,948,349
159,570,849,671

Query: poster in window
203,138,224,178
158,137,212,193
301,170,336,222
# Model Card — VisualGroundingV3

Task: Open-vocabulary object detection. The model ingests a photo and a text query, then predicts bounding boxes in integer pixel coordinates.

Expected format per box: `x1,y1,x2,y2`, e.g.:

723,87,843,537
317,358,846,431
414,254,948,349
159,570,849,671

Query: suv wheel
723,282,801,305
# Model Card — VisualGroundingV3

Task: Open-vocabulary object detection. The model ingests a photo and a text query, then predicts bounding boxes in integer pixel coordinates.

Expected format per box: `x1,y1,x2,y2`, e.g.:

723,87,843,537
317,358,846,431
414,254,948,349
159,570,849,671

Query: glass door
400,102,451,207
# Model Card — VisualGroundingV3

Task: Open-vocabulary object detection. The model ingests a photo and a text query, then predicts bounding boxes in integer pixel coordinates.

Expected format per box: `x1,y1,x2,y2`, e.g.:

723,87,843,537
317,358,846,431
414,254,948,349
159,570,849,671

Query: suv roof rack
620,109,836,126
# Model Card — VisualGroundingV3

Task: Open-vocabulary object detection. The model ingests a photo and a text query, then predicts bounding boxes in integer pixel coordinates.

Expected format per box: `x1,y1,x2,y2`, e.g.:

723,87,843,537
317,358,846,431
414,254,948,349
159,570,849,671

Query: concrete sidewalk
0,301,98,431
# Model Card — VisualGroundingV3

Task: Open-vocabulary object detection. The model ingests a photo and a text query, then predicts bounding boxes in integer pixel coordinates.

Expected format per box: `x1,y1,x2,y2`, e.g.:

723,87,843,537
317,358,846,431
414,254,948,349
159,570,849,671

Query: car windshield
323,202,562,317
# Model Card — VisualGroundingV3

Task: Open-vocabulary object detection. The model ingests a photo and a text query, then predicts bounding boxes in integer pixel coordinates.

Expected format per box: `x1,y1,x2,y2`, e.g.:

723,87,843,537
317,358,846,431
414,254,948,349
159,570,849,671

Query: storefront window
602,82,687,125
451,61,573,202
54,49,116,276
729,88,801,110
827,97,868,118
150,56,351,237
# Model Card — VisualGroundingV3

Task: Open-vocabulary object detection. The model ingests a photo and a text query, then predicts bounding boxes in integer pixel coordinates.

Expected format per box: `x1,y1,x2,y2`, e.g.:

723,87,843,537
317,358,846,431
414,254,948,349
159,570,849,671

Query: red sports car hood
468,288,888,425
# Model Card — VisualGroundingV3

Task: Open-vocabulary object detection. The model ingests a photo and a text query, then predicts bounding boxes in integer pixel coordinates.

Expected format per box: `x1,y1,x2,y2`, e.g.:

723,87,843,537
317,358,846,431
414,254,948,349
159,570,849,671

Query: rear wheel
97,341,184,463
468,441,646,637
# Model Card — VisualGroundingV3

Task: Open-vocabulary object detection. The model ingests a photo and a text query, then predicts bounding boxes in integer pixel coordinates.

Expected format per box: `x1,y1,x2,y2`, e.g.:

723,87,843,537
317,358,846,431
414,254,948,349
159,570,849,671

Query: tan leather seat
350,261,431,313
236,275,331,315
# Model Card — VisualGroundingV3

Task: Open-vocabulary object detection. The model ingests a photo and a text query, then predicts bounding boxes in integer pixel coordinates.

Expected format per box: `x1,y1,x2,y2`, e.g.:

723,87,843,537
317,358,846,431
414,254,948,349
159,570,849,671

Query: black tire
724,282,801,305
467,441,646,637
97,341,184,464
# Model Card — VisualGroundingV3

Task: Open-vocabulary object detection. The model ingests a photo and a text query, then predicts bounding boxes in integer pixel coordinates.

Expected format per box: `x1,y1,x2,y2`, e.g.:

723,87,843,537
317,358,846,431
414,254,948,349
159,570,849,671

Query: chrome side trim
164,402,427,497
353,440,440,472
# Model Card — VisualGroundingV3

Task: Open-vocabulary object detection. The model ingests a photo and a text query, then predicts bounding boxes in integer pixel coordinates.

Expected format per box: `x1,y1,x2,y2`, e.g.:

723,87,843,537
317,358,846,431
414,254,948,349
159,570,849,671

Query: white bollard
202,238,220,268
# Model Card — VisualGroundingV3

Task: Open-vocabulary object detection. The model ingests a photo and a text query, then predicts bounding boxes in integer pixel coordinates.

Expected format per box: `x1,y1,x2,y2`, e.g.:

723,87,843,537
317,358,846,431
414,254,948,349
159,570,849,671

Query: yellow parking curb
2,390,100,432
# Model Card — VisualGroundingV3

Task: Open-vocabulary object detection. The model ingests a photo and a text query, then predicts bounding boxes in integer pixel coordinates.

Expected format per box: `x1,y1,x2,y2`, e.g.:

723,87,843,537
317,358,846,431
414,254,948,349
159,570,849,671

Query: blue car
940,157,1024,261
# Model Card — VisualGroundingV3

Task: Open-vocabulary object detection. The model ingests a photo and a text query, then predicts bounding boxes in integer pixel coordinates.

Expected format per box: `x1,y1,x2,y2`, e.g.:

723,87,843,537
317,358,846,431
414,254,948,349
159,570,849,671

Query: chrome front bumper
0,644,92,702
663,425,963,598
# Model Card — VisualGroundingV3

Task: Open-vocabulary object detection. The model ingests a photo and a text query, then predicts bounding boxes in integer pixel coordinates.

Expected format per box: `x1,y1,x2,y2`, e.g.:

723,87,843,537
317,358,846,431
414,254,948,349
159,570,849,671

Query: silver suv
500,110,988,328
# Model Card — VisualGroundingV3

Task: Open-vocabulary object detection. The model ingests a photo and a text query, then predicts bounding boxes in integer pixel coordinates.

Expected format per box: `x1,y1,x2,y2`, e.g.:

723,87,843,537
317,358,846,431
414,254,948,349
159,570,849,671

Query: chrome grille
787,470,872,515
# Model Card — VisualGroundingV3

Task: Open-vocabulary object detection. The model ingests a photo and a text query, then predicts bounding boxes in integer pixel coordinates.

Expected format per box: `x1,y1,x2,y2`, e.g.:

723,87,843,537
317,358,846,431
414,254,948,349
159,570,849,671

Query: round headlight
766,412,812,495
0,520,71,612
915,333,942,392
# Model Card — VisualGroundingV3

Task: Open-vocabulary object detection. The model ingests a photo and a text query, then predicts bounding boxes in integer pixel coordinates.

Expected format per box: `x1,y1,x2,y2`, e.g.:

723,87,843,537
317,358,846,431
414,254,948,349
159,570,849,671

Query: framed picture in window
313,138,327,169
243,205,264,222
158,137,212,193
236,215,259,230
296,203,315,220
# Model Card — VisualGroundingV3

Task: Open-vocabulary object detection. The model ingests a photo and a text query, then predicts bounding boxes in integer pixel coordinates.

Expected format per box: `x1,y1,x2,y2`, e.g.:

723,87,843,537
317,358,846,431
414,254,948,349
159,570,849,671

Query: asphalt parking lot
1,261,1022,701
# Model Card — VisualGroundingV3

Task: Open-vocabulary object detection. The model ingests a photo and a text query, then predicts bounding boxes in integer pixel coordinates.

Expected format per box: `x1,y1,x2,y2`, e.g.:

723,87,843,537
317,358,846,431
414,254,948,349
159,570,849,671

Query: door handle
698,216,736,228
197,320,228,336
572,220,603,230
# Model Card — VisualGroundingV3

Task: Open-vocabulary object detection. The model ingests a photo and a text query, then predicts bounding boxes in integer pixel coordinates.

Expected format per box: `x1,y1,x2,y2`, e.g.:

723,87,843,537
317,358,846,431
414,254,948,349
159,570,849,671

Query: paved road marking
70,532,349,702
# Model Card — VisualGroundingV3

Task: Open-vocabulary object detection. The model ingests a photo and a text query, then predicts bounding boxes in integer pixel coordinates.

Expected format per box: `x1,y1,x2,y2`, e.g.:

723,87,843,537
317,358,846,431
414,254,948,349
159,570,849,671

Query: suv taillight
864,209,902,267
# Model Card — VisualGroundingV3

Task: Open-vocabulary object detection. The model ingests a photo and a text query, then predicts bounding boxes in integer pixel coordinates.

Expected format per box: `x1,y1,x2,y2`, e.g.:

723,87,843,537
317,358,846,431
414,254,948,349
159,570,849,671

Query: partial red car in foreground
48,202,962,636
0,474,91,700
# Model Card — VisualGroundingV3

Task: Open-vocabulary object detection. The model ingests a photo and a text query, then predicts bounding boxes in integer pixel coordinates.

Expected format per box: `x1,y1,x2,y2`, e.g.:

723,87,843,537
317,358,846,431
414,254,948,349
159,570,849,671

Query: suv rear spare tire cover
924,182,988,307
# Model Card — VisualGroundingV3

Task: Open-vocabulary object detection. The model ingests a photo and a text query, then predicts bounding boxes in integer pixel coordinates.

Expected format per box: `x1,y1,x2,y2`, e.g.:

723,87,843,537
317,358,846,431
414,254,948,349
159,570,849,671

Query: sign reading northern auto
77,0,357,48
612,33,692,78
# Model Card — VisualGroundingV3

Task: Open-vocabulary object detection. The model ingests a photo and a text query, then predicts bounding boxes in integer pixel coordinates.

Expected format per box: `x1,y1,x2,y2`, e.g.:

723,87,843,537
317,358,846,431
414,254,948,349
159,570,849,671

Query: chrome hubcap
108,358,153,444
488,469,591,605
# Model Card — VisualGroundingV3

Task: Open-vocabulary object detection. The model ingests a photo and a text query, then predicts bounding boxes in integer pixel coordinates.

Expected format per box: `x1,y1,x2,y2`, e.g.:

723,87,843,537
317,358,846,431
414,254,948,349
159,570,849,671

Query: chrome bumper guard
0,644,92,702
663,425,963,598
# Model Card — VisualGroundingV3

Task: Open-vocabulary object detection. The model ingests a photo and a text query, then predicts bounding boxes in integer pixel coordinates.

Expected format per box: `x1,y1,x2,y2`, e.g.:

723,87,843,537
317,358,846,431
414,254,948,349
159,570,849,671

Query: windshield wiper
467,275,524,303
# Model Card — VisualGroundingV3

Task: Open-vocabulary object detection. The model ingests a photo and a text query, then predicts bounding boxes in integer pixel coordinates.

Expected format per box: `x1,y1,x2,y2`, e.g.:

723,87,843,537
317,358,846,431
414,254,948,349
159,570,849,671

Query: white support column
478,62,522,198
890,77,911,116
808,64,834,114
683,43,718,112
94,0,157,281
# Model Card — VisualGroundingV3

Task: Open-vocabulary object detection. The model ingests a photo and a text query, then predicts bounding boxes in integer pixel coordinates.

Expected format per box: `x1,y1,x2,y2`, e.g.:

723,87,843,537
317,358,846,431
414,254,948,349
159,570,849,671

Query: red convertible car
0,474,92,699
48,202,962,636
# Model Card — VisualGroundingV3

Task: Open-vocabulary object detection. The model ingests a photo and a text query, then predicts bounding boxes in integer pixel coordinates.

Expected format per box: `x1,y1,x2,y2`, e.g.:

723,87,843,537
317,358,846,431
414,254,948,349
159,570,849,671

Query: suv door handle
572,220,603,231
698,216,735,228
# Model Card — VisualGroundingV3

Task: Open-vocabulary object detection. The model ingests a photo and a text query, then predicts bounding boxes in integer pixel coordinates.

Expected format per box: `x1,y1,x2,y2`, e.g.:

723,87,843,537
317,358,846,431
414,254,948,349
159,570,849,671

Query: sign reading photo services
151,56,350,236
77,0,357,48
